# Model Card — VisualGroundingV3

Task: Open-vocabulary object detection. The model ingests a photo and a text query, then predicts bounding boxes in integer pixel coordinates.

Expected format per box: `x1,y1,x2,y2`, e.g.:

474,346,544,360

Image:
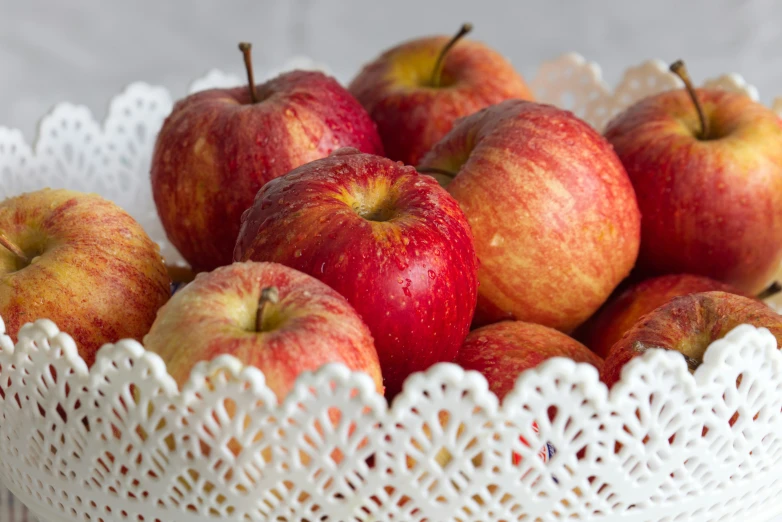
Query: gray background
2,0,782,139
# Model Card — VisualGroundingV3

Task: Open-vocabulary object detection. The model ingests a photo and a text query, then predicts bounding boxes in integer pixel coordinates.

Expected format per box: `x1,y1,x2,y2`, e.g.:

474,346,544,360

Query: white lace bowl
1,54,782,522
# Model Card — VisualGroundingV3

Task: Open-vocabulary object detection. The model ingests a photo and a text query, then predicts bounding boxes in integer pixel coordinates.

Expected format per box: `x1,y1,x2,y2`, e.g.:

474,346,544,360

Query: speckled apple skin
604,89,782,295
600,291,782,388
151,70,384,273
234,148,478,398
144,261,383,399
420,100,641,333
456,321,603,401
575,274,744,359
349,35,532,166
0,189,170,367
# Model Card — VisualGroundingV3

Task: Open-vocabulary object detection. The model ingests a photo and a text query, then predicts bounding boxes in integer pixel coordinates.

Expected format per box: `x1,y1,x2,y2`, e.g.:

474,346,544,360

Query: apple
603,60,782,295
234,148,478,397
0,188,170,367
143,261,384,399
418,99,641,333
456,320,603,400
574,274,744,359
601,291,782,388
455,320,601,468
349,23,532,166
151,42,384,273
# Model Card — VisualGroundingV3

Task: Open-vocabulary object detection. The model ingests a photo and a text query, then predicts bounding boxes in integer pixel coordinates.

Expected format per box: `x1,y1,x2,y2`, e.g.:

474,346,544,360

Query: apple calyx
758,281,782,300
256,286,280,332
669,60,710,140
238,42,260,104
0,231,29,266
430,23,473,88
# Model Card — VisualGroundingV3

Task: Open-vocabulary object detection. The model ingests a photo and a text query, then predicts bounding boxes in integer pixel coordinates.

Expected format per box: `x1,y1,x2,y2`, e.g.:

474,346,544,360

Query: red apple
456,321,603,401
419,99,641,333
143,261,384,399
456,320,601,467
234,148,478,397
603,61,782,295
0,189,170,367
601,291,782,388
575,274,744,359
151,42,384,273
349,23,532,166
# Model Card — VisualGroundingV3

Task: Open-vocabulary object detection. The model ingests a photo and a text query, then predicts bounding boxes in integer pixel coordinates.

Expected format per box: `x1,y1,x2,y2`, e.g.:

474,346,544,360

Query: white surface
3,0,782,140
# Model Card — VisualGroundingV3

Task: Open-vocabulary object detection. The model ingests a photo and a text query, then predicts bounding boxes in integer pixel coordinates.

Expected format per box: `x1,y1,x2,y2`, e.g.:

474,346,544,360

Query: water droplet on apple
428,270,436,280
320,262,326,274
489,234,505,247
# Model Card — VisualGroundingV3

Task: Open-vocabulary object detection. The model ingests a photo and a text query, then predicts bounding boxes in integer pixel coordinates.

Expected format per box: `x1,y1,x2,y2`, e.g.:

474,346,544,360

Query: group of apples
1,25,781,408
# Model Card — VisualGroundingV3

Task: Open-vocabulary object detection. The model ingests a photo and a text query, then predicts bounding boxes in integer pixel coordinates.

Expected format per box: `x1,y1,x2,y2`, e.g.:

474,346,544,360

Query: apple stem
683,354,701,372
758,281,782,300
256,286,279,332
238,42,260,104
669,60,709,139
0,231,28,265
430,23,473,88
417,166,458,179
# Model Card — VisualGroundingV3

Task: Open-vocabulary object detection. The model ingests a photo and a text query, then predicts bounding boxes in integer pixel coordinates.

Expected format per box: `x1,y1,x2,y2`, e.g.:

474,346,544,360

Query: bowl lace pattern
1,317,782,521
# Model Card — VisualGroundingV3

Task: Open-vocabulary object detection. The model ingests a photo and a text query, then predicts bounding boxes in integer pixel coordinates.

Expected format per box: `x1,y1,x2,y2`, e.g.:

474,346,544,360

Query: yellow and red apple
234,148,478,397
456,321,603,401
601,291,782,387
604,61,782,295
575,273,745,359
152,43,384,273
144,261,384,399
419,99,641,333
349,24,532,166
0,188,170,367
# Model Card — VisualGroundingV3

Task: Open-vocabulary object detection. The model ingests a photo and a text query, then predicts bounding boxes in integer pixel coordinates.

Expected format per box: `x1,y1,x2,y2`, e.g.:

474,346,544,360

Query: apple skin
143,261,384,399
151,70,384,273
0,189,170,367
604,88,782,295
456,321,603,401
349,34,532,166
601,291,782,388
419,99,641,333
234,148,478,398
575,274,744,359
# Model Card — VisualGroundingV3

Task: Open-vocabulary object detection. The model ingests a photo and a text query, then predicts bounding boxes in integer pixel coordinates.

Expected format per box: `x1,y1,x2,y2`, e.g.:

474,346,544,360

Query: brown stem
256,286,279,332
669,60,709,139
416,166,458,179
758,281,782,301
683,354,701,373
430,23,473,88
0,231,28,265
238,42,259,103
